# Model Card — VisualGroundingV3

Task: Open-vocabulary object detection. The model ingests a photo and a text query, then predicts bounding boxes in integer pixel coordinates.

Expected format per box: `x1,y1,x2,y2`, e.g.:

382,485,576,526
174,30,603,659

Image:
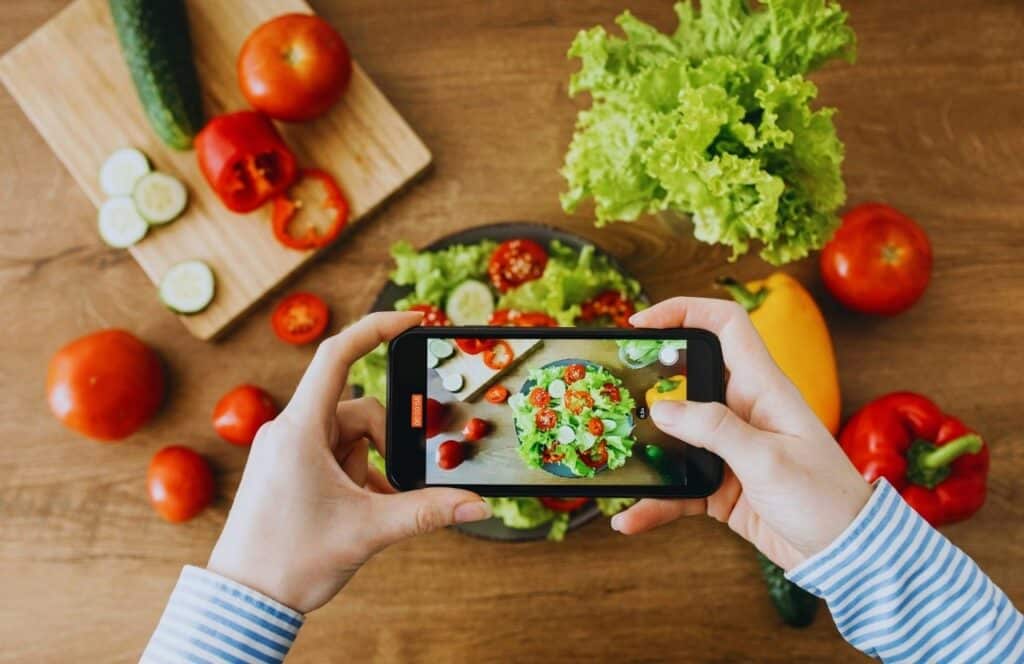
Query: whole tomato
212,385,278,446
147,446,215,523
46,329,164,441
238,14,352,122
821,203,933,316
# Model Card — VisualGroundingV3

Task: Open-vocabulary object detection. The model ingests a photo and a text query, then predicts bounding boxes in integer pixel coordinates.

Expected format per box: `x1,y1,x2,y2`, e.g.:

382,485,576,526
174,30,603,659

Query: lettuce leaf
391,240,496,310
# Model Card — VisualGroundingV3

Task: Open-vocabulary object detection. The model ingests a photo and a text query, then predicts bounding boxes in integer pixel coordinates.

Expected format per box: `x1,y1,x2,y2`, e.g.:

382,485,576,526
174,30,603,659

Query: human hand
207,312,492,613
611,298,872,570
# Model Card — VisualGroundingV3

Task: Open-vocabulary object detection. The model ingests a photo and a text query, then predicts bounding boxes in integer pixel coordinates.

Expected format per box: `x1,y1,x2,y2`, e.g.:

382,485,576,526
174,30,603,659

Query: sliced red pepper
196,111,297,213
272,169,349,250
540,497,590,513
454,338,496,355
271,292,329,345
482,339,514,370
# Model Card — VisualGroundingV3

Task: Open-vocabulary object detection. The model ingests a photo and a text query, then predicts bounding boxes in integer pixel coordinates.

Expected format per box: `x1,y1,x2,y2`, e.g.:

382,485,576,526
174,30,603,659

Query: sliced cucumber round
445,279,494,325
557,425,576,444
428,339,454,359
548,379,567,399
426,352,440,369
441,372,464,393
98,197,148,248
133,171,188,225
100,148,150,196
160,260,215,314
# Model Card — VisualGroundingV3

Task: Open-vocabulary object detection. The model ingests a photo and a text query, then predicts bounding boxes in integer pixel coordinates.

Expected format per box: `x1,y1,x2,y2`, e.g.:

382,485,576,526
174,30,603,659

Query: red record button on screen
411,394,424,428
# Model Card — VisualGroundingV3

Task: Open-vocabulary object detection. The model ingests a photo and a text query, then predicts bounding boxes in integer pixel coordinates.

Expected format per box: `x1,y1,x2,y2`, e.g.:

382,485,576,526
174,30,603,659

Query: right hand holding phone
611,298,872,571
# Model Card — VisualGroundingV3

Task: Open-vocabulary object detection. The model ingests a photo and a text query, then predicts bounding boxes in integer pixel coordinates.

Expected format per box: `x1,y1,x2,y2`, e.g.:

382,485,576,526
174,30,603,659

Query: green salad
511,363,637,478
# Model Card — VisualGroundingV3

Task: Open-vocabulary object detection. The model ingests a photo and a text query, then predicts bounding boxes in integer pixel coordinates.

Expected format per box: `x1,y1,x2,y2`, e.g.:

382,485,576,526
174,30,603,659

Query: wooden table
2,1,1022,661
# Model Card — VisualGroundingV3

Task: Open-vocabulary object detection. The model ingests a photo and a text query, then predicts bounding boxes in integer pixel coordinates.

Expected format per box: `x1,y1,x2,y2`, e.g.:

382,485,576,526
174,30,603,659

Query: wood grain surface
2,1,1023,662
0,0,430,340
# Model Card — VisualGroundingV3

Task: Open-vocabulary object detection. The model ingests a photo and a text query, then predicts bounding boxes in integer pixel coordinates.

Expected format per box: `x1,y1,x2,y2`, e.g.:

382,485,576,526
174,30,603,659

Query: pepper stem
918,434,983,469
717,277,769,313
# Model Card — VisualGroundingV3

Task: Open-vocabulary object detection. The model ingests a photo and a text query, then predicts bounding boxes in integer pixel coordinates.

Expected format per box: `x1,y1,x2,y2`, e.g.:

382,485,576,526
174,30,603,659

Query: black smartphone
386,326,724,498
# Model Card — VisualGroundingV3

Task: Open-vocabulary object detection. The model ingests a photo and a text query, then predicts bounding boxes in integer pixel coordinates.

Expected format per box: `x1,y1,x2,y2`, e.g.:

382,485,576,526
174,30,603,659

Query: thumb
650,400,770,475
366,489,492,550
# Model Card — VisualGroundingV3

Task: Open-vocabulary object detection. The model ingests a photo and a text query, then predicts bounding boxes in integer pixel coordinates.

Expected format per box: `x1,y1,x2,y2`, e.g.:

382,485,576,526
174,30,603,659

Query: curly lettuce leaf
349,342,388,404
391,240,496,310
596,497,637,516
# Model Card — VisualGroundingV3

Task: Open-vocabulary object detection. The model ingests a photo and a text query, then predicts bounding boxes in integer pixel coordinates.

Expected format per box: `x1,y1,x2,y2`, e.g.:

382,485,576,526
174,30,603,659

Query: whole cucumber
757,551,819,628
108,0,204,149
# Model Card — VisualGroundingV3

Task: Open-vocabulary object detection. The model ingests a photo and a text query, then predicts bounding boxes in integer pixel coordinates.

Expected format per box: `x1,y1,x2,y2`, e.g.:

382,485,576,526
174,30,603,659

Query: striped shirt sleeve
141,565,304,664
787,479,1024,663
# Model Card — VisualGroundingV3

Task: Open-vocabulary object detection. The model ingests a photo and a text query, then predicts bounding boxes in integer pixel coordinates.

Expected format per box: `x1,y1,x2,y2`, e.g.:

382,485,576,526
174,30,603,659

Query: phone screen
421,335,691,487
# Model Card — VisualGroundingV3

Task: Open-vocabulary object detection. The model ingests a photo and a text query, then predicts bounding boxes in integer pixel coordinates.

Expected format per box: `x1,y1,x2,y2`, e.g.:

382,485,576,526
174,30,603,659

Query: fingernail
454,500,492,524
610,513,625,533
651,400,683,423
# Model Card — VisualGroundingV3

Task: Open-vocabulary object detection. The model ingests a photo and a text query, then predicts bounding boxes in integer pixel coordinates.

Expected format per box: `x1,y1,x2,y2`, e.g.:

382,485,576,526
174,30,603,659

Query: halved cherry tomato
454,338,496,355
487,239,548,292
407,304,449,327
482,340,514,370
580,440,609,469
212,384,277,446
436,440,464,470
563,364,586,384
601,382,621,403
271,292,329,345
587,417,604,436
462,417,490,442
485,385,509,404
580,290,636,328
564,389,594,414
425,398,447,438
529,387,551,408
535,408,557,431
488,309,558,327
272,169,349,250
540,497,590,513
147,446,215,523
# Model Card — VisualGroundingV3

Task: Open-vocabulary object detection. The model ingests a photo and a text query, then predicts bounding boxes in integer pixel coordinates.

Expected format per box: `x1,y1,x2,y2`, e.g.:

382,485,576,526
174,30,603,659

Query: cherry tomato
587,417,604,436
238,14,352,122
564,389,594,415
147,446,215,523
485,385,510,404
46,329,164,441
212,384,277,446
454,338,495,354
488,309,558,327
579,290,635,328
529,387,551,408
487,240,548,292
462,418,490,442
272,292,329,345
540,497,590,512
436,440,464,470
408,304,449,327
535,408,558,431
563,363,586,384
425,398,448,438
272,169,349,250
580,440,609,470
482,340,514,370
601,382,621,403
820,203,933,316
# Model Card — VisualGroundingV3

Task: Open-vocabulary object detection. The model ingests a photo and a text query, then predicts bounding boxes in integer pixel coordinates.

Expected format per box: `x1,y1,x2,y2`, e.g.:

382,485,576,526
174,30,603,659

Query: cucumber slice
426,352,439,369
160,259,215,314
133,171,188,225
557,426,576,444
100,148,151,196
428,339,454,359
441,373,464,392
548,379,567,399
445,279,494,325
98,197,148,248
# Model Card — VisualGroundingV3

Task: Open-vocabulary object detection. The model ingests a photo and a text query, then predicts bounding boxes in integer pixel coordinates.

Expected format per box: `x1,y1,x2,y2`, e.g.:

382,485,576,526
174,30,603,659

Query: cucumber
100,148,150,196
445,280,494,325
160,259,215,314
548,379,567,399
557,426,576,444
98,197,148,248
428,339,455,359
426,352,439,369
441,373,464,392
109,0,204,150
133,171,187,224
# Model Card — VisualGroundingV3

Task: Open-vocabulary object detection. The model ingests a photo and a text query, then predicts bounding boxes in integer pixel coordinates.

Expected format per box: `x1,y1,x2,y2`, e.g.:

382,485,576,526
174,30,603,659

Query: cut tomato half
272,292,329,345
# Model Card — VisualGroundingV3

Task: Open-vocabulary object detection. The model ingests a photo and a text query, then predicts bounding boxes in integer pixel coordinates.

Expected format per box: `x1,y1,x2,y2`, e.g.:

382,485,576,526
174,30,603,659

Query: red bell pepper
839,392,988,526
271,169,349,250
195,111,297,213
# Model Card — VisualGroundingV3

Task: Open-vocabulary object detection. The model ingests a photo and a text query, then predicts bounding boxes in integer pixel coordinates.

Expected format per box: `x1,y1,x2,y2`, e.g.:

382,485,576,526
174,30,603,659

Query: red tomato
529,387,551,408
238,14,352,122
563,364,586,384
46,329,164,441
462,418,490,442
272,169,349,250
425,398,448,438
601,382,621,403
580,440,609,469
408,304,449,327
485,385,509,404
454,338,495,354
488,309,558,327
487,240,548,292
535,408,558,431
540,497,590,513
579,290,635,328
272,292,330,345
436,440,464,470
587,417,604,436
212,385,278,446
147,446,215,523
821,203,933,316
564,390,594,415
482,340,514,370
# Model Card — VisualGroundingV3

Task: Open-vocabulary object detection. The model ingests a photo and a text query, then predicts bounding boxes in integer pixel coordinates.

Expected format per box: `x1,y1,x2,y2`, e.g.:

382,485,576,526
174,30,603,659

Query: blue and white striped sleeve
141,565,304,664
787,479,1024,662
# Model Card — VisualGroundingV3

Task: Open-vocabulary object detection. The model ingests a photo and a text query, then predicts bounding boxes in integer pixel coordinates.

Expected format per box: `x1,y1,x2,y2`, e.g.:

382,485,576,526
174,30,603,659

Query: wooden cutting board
0,0,431,340
435,339,542,402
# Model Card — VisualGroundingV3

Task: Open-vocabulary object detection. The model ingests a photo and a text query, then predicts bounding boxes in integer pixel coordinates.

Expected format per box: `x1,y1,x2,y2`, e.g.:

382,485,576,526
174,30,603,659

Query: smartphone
386,326,724,498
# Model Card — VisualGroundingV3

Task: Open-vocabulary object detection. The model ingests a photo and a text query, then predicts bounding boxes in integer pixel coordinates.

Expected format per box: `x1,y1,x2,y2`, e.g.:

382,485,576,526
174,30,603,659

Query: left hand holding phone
207,311,492,614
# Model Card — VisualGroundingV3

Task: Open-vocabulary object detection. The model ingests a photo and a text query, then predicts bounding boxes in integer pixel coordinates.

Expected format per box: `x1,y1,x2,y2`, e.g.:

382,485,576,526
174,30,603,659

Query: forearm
788,479,1023,662
141,566,304,664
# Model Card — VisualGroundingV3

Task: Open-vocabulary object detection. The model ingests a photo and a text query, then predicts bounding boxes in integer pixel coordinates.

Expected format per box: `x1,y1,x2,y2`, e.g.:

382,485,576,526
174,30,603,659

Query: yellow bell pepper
719,273,840,434
646,374,687,408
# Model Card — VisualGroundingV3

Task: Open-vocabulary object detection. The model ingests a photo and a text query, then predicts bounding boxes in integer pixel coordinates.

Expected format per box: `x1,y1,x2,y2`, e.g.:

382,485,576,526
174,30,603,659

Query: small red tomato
147,446,215,523
540,497,590,513
425,398,448,438
601,382,621,403
212,384,278,446
529,387,551,408
487,239,548,292
485,385,510,404
587,417,604,436
462,417,490,442
272,292,330,345
436,440,464,470
408,304,449,327
535,408,558,431
564,389,594,415
563,364,586,384
820,203,933,316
